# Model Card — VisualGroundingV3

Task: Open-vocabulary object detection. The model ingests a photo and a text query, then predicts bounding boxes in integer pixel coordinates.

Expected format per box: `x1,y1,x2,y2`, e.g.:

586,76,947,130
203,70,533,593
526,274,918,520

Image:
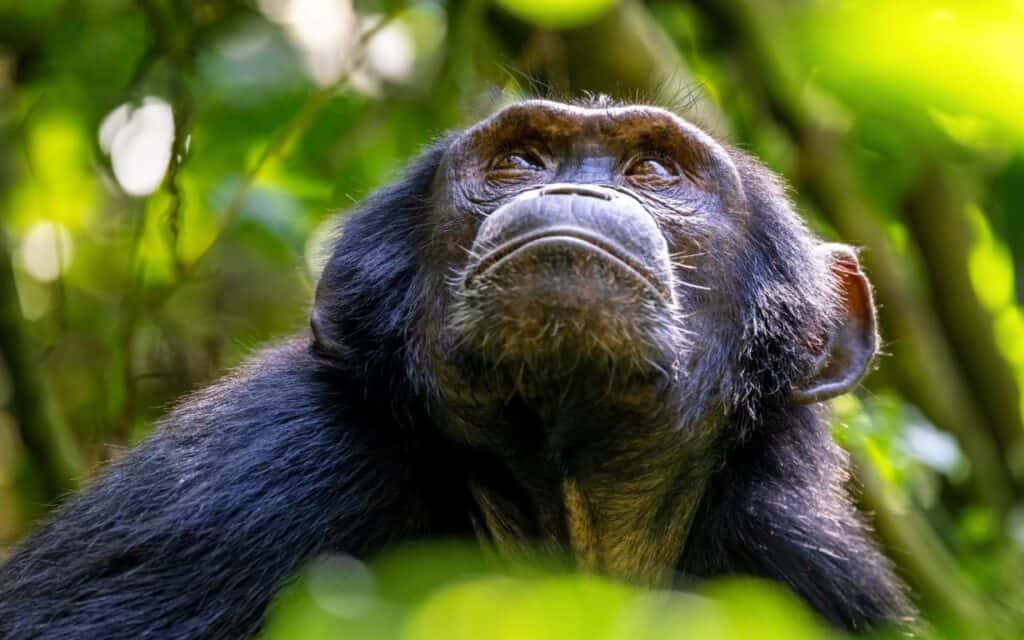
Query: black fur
0,106,911,638
679,153,910,630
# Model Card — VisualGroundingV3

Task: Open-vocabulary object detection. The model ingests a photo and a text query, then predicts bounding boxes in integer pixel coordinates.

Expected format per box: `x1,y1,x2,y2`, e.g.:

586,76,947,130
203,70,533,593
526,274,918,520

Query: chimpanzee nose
538,183,614,200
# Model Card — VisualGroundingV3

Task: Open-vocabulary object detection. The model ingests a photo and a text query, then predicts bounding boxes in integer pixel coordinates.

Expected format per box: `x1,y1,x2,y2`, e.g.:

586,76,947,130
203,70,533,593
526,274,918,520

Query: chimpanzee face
419,101,757,446
311,99,875,465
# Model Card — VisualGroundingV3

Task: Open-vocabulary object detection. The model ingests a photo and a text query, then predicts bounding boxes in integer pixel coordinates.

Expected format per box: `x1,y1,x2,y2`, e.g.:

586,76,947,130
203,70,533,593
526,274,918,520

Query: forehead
465,100,719,150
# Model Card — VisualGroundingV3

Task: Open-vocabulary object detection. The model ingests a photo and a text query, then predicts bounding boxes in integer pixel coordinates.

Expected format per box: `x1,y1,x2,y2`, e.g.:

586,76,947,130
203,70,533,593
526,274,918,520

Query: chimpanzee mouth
465,227,673,303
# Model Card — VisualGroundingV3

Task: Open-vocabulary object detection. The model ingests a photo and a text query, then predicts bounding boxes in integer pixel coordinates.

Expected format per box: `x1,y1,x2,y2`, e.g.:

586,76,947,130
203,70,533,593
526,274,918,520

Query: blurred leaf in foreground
264,542,838,640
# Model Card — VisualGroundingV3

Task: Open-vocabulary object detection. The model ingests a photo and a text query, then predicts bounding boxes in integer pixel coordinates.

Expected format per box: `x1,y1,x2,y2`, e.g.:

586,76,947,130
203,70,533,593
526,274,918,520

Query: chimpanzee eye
625,155,679,179
491,149,546,172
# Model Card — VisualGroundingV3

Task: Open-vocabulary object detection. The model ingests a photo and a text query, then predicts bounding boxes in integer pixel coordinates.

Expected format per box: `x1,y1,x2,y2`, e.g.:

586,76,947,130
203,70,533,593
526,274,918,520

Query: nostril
539,184,613,200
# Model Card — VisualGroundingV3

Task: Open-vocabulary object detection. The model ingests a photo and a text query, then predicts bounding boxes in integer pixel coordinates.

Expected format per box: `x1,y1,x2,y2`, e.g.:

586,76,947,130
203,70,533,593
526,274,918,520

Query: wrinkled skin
0,100,913,639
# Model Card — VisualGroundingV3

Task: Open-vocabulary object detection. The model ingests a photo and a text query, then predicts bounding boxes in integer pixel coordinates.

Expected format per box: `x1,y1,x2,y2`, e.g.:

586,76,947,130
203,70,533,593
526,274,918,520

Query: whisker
677,279,712,292
670,251,708,261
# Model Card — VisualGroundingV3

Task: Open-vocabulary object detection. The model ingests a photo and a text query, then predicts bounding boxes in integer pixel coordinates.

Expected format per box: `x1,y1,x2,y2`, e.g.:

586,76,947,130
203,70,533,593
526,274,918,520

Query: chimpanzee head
312,99,877,464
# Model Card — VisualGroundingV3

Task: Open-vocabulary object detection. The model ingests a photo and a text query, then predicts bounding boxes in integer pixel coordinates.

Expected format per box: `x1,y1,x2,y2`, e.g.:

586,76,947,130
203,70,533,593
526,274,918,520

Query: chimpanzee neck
466,402,720,586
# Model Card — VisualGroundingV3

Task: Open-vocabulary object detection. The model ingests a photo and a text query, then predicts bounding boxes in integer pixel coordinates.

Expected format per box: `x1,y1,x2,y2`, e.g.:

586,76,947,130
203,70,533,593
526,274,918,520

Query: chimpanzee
0,99,912,638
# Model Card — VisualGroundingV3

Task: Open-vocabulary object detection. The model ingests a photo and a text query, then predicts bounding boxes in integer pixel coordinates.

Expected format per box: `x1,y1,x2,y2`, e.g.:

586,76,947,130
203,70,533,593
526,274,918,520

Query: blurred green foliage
2,0,1024,637
264,544,839,640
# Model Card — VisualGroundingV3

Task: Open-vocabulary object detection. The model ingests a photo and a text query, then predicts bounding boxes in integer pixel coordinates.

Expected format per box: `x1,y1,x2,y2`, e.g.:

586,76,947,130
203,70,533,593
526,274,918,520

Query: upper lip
464,226,672,302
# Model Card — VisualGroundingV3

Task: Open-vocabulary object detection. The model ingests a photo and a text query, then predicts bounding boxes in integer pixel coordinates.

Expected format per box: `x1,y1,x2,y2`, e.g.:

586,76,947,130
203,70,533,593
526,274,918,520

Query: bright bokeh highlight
99,98,175,197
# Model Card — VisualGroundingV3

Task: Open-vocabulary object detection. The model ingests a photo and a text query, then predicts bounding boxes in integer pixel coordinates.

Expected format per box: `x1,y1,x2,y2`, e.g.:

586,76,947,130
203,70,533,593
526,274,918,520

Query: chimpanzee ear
790,244,878,404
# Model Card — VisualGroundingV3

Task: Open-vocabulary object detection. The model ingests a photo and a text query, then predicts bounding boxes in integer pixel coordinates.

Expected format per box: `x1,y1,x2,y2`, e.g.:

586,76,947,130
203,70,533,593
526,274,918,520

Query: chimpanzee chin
0,99,913,639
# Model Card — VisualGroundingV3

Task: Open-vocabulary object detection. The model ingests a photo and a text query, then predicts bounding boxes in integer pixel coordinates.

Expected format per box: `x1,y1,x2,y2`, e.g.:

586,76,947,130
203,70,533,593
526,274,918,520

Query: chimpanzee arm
0,340,423,640
679,405,913,632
